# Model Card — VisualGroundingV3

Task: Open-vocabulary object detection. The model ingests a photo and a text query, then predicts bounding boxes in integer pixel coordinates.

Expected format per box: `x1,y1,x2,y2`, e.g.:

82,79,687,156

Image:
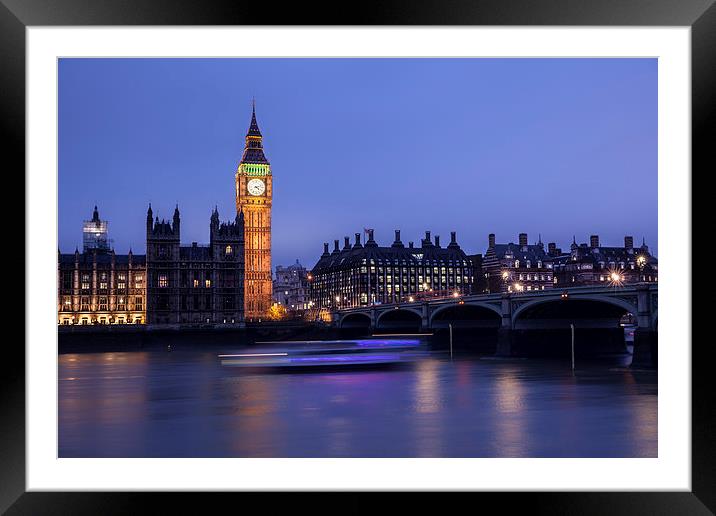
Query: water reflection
58,345,657,458
492,369,528,456
412,359,443,457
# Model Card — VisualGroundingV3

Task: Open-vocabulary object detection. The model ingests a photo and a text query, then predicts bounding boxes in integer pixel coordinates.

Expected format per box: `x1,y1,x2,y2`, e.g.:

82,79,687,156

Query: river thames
58,341,657,458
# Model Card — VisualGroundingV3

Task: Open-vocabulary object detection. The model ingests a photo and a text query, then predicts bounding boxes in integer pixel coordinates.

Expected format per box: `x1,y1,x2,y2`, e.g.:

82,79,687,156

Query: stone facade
58,208,146,325
309,230,473,310
550,235,658,287
145,205,245,326
482,233,555,293
273,260,311,313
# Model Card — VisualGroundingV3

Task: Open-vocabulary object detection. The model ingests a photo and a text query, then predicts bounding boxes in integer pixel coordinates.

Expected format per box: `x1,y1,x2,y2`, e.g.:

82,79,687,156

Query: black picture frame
3,0,712,513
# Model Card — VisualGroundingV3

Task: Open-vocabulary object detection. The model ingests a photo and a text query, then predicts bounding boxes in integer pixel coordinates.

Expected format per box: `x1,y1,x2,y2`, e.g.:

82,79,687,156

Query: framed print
4,0,713,513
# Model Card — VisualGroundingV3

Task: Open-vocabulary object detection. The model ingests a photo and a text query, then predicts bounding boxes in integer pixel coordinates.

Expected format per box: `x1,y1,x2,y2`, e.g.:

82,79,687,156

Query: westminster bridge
332,284,658,367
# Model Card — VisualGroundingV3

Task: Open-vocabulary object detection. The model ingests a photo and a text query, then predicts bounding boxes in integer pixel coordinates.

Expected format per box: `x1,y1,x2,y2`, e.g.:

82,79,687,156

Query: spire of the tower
246,99,262,138
240,101,270,165
92,205,100,222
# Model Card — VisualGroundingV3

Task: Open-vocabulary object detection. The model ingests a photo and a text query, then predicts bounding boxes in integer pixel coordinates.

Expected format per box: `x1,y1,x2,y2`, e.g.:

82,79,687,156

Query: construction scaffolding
82,207,111,252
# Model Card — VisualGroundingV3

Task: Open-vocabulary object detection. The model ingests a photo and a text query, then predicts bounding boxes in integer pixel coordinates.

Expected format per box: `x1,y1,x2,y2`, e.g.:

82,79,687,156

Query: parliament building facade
58,105,269,326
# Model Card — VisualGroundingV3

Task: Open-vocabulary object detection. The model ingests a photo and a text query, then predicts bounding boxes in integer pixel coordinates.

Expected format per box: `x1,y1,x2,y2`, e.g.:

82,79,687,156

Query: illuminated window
205,279,211,288
134,274,144,288
193,279,199,288
99,297,108,310
81,273,90,290
225,245,232,255
159,274,168,288
135,296,143,311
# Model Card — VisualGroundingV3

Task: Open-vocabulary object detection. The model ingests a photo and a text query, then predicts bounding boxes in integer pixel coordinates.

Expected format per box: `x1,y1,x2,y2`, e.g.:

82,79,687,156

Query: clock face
246,178,266,196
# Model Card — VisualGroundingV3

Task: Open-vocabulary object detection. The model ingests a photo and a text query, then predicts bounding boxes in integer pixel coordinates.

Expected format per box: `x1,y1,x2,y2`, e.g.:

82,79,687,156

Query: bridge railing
334,283,656,314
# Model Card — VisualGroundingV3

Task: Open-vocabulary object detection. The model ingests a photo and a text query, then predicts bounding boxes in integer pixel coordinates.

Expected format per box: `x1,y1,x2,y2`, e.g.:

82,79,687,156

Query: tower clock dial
246,178,266,196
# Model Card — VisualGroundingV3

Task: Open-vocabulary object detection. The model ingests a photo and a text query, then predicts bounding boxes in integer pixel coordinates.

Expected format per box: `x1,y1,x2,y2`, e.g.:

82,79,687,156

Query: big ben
236,102,273,319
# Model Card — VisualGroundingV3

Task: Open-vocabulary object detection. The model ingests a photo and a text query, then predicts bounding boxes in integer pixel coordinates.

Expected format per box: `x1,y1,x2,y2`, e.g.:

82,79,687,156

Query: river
58,340,656,457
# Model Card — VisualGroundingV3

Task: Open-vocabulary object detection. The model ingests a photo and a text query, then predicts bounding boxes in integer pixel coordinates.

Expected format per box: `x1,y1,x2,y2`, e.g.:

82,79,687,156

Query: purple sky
59,58,657,266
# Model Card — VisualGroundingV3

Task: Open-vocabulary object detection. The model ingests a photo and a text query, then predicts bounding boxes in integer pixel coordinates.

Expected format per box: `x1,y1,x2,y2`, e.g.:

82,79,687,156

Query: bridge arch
375,307,423,332
430,302,502,328
339,312,373,329
512,294,637,323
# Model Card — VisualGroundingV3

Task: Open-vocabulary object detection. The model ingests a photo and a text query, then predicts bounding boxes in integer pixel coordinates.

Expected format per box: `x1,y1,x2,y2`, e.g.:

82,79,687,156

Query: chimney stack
395,230,401,242
625,236,634,249
435,235,441,247
353,232,362,248
488,233,496,248
344,236,351,250
409,241,414,248
519,233,528,247
333,239,340,253
548,242,556,256
322,242,329,256
590,235,600,249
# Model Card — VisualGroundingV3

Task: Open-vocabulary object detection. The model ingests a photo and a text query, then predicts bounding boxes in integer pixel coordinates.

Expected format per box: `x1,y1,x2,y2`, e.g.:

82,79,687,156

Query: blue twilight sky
59,58,657,266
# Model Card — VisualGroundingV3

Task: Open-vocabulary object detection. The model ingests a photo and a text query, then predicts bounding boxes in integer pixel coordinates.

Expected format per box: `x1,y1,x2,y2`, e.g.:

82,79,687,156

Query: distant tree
267,303,288,321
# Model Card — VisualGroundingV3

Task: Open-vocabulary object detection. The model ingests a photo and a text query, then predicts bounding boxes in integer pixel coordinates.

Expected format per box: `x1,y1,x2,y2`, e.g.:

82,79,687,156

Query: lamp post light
501,270,510,293
608,270,623,296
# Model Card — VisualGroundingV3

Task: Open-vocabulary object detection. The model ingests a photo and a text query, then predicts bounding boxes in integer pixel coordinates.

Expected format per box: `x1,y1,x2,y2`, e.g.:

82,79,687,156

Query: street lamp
608,269,623,296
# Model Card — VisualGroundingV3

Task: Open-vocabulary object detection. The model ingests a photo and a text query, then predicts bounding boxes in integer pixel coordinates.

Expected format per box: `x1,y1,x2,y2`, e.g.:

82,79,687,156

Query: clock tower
235,102,273,319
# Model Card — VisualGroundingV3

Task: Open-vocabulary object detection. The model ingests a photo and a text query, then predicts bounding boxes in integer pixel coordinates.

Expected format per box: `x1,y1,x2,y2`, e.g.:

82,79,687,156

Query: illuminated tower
235,102,273,319
82,205,111,253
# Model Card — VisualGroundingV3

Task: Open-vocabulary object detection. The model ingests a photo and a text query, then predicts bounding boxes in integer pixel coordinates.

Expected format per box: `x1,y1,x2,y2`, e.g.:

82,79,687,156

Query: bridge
333,284,658,367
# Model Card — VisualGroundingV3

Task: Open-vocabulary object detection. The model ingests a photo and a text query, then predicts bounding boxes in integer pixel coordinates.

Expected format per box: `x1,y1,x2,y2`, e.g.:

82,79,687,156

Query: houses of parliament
57,105,273,326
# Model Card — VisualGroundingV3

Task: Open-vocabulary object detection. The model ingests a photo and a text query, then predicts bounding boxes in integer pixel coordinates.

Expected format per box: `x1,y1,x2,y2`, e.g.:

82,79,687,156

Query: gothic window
225,245,232,255
81,274,90,290
159,274,168,288
134,274,143,288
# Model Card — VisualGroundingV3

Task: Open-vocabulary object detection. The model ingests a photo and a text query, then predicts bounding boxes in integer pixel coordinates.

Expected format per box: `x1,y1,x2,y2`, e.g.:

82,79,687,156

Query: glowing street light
608,270,624,287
